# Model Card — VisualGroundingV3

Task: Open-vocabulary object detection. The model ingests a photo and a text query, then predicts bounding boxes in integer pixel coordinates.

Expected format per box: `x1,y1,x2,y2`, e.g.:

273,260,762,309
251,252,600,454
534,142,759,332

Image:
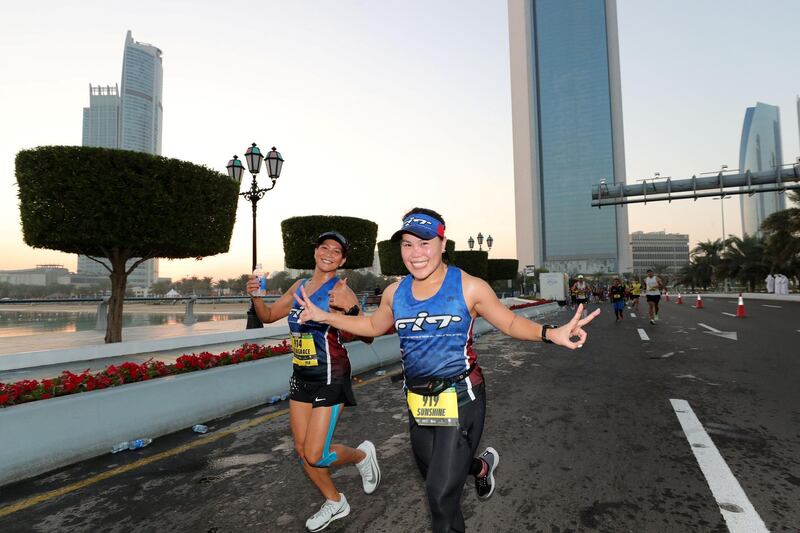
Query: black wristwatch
345,304,360,316
540,324,557,344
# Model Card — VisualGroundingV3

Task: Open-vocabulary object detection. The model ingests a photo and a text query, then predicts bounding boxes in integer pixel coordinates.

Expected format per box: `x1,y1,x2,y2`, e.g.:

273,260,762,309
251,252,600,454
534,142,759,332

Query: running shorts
289,374,357,407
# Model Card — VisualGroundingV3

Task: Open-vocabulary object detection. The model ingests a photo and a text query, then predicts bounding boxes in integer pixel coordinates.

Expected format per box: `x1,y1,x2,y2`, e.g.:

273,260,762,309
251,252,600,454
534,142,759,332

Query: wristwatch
345,304,360,316
540,324,557,344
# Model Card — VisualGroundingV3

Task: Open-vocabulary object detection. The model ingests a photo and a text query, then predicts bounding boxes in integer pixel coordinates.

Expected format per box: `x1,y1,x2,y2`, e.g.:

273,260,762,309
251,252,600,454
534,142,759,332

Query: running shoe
649,319,655,325
475,447,499,500
655,314,659,322
355,440,381,494
305,494,350,532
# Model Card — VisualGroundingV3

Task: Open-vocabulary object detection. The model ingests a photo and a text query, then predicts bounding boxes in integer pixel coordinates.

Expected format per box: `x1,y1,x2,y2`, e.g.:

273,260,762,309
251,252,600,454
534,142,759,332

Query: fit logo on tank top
395,311,463,332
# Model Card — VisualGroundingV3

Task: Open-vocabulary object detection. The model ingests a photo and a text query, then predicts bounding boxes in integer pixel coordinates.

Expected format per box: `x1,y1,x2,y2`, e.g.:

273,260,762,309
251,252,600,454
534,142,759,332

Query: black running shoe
474,447,499,500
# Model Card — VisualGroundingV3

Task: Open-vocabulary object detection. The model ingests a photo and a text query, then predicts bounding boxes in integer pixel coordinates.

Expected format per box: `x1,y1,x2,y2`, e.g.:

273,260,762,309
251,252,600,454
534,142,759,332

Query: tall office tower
82,84,120,148
119,30,163,155
77,31,163,286
739,102,784,237
508,0,631,275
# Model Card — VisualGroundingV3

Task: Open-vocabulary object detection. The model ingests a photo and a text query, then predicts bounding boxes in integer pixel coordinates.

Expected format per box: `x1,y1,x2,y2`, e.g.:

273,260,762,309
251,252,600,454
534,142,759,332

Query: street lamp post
713,164,730,293
467,233,493,253
227,143,284,329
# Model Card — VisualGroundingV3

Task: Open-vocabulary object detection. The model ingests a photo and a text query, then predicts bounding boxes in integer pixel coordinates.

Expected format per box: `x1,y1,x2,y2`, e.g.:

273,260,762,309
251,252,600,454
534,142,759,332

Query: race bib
291,333,318,367
407,387,459,426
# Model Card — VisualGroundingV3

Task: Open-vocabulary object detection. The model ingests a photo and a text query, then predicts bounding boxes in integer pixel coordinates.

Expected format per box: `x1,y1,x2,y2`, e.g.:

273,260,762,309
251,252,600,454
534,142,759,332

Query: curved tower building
739,102,784,237
119,30,163,155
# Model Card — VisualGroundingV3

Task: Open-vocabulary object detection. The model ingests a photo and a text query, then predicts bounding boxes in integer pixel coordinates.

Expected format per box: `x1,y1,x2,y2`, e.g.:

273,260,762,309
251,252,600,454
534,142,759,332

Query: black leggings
409,391,486,533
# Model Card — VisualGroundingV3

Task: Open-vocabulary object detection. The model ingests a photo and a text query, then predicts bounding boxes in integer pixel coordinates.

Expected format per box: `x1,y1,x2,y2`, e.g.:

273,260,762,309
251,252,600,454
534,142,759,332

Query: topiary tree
487,259,519,281
378,239,456,276
281,215,377,270
16,146,239,343
452,251,488,280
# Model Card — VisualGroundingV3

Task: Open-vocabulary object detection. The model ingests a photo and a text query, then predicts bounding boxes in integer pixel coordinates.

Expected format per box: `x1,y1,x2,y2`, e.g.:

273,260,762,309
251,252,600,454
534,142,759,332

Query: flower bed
0,341,291,409
508,299,548,310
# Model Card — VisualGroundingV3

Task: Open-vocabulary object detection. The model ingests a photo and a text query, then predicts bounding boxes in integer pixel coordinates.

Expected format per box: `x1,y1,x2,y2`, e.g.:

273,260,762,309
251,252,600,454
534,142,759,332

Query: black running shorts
646,294,661,303
289,374,357,407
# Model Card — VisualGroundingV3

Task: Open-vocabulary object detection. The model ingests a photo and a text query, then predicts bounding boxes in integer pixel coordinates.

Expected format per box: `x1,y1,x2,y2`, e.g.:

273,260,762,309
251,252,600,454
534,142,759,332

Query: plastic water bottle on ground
192,425,209,434
280,392,289,401
111,442,130,453
128,438,152,450
252,263,267,297
268,395,281,404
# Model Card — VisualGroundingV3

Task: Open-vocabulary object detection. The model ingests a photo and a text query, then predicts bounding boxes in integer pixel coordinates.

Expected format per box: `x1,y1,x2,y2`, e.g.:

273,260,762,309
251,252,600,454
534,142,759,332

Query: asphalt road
1,297,798,532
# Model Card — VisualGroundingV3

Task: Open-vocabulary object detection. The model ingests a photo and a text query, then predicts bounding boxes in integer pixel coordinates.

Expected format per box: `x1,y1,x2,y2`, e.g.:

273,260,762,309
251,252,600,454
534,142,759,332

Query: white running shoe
305,493,350,532
355,440,381,494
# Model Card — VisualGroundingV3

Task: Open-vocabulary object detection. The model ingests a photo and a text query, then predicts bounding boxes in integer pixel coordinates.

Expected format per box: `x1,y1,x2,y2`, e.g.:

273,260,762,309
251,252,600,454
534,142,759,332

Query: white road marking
722,312,736,317
630,312,637,318
670,399,768,532
660,352,675,359
698,323,738,341
637,328,649,341
762,304,782,309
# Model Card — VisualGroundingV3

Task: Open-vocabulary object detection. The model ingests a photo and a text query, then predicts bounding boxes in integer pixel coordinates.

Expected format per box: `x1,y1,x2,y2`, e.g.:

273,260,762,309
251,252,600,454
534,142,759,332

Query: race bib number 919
407,388,459,426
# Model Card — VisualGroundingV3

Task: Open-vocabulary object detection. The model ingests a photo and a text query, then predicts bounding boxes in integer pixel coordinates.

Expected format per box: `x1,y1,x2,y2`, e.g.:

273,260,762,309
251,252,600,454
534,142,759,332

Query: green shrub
452,251,488,279
281,216,377,270
487,259,519,281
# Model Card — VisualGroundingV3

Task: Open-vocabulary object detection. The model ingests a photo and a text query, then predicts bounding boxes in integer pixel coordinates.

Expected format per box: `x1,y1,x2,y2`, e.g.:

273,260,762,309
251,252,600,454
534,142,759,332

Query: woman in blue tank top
294,209,600,533
247,232,381,532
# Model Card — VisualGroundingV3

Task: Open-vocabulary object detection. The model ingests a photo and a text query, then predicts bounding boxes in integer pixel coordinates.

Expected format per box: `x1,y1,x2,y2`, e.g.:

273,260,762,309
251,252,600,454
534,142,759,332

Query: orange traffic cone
695,294,703,309
736,294,746,318
677,293,683,304
665,292,670,302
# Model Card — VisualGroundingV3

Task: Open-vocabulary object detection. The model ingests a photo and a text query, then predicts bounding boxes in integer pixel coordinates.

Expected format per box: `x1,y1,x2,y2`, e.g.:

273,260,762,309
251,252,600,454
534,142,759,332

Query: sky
1,0,798,281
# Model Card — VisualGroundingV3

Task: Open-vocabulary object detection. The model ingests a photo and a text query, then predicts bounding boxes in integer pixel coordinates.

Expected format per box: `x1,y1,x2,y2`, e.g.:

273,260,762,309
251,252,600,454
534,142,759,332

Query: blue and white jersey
287,277,351,384
392,267,484,399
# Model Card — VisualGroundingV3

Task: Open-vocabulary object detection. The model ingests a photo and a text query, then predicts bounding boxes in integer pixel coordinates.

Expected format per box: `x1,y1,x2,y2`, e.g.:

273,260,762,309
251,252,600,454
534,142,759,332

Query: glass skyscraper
120,30,163,154
77,31,163,287
82,85,119,148
508,0,631,275
738,102,784,237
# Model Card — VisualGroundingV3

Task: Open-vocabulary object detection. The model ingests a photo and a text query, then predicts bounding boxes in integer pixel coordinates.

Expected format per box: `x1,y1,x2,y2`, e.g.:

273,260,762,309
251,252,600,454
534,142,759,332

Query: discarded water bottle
280,392,289,401
252,263,267,297
192,425,209,434
128,438,152,450
375,370,386,376
111,442,130,454
268,395,281,404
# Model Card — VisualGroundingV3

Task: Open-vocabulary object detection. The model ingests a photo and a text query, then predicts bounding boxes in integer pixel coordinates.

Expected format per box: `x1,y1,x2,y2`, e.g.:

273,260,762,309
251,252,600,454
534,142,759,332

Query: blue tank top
392,266,484,400
287,277,351,384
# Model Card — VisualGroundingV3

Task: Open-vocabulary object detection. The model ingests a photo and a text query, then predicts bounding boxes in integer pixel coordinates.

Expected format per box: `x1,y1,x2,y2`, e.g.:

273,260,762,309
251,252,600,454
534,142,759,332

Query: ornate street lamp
227,142,285,329
468,233,493,253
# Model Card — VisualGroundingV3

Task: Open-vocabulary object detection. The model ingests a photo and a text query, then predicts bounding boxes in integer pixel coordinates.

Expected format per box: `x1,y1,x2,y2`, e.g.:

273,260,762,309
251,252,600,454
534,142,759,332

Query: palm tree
690,239,723,289
722,235,770,291
761,190,800,278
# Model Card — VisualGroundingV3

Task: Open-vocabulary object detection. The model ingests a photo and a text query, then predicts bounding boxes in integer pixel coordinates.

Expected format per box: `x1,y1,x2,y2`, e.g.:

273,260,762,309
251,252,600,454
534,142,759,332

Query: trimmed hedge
378,239,455,276
16,146,238,258
281,216,377,270
452,251,488,279
488,259,519,281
